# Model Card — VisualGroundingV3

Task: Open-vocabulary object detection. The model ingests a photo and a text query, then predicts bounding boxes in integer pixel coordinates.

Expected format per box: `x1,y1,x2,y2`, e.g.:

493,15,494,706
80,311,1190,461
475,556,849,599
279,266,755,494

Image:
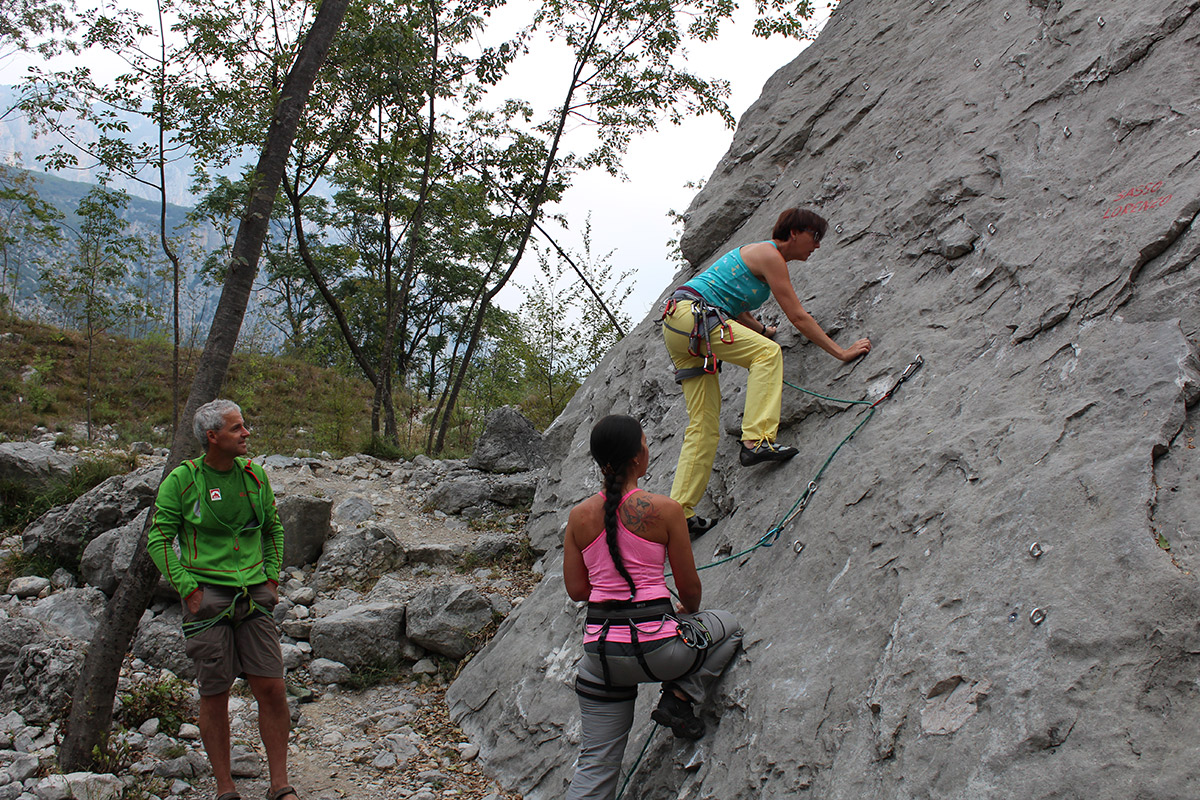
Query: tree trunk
432,37,586,453
58,0,351,769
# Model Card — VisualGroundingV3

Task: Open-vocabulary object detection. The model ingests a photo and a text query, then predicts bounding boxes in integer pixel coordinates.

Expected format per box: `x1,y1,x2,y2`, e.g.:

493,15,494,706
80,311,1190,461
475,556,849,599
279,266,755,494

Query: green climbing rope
685,355,924,573
615,721,659,800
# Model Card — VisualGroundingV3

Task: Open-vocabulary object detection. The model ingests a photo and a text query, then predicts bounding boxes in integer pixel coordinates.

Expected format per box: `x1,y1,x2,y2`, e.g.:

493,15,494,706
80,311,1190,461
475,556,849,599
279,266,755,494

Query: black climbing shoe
739,440,799,467
687,516,718,540
651,689,705,739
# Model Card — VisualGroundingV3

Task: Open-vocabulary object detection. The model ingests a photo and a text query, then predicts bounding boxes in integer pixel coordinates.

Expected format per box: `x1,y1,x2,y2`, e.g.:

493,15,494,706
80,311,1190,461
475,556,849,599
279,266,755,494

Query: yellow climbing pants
662,300,783,518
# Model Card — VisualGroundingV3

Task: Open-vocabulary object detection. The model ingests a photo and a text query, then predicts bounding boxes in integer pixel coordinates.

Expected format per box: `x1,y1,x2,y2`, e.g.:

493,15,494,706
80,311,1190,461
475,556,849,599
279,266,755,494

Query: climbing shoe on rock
687,516,718,539
651,689,706,739
739,440,799,466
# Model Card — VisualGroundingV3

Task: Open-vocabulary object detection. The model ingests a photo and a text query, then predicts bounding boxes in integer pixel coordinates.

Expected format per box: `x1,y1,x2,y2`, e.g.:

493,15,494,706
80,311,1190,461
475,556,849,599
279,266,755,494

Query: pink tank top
581,490,674,644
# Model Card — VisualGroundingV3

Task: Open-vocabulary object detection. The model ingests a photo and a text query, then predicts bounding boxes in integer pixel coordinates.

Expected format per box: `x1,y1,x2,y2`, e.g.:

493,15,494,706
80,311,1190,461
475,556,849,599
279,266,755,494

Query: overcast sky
0,1,830,320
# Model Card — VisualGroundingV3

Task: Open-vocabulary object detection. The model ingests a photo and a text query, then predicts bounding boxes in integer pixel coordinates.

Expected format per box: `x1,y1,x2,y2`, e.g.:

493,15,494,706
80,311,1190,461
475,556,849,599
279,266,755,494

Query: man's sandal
267,788,299,800
216,793,241,800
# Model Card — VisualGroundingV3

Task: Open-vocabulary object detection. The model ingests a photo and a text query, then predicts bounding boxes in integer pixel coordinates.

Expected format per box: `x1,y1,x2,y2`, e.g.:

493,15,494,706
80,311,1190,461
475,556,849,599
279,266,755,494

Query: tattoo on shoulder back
620,495,661,534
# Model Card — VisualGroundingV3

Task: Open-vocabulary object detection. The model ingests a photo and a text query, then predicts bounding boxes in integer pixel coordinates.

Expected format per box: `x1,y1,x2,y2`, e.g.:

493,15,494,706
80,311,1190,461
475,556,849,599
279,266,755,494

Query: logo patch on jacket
209,488,222,501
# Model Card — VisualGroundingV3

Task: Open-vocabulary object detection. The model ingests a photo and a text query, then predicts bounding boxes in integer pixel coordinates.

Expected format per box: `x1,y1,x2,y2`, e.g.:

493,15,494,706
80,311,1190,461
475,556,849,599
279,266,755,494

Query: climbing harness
660,288,735,383
616,355,925,799
583,598,673,692
181,584,274,639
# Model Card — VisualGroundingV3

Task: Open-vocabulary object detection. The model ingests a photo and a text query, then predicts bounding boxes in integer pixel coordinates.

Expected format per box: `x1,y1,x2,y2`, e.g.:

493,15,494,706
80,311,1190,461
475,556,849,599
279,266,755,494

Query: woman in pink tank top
563,415,743,800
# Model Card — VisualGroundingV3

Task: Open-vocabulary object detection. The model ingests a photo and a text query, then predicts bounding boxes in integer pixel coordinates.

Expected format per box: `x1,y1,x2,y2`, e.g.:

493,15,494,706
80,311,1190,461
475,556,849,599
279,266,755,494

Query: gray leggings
566,609,743,800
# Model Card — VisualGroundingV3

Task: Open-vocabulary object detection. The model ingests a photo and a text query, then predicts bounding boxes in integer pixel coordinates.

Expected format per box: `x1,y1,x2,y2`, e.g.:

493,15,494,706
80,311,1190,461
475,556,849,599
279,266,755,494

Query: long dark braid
590,415,643,600
601,460,637,599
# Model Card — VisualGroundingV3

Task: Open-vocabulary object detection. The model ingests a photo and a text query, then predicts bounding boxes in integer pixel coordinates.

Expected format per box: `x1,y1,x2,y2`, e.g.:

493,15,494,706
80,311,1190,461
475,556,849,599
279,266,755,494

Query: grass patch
0,315,377,456
340,660,410,691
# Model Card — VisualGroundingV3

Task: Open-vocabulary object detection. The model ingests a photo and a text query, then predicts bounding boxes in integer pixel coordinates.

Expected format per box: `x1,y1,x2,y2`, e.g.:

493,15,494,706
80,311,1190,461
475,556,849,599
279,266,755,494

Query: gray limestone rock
230,743,262,777
467,406,547,474
276,494,334,568
312,525,406,589
0,442,76,493
466,533,521,563
428,473,539,516
0,638,87,724
332,494,375,526
309,602,410,670
308,658,352,685
130,606,192,681
404,542,465,567
447,0,1200,797
0,620,47,683
79,507,147,595
427,477,489,514
406,584,494,660
20,464,159,568
21,587,107,640
5,577,49,599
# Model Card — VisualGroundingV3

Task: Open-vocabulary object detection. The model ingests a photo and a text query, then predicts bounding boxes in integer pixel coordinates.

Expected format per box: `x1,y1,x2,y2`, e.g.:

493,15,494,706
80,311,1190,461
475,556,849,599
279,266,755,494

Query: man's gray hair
193,399,242,449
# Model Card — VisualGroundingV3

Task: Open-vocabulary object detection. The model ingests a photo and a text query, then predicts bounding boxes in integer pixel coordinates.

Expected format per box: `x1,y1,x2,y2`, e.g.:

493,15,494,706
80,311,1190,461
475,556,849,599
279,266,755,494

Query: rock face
448,0,1200,798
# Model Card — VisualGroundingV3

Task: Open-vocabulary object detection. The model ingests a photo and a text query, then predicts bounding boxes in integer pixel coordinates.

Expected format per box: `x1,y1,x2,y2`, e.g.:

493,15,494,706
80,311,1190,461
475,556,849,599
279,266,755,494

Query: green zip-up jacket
148,456,285,599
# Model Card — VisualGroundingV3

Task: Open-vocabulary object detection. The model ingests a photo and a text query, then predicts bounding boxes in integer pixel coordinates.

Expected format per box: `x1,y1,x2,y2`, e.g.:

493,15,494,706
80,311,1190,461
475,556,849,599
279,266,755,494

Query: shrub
117,673,194,737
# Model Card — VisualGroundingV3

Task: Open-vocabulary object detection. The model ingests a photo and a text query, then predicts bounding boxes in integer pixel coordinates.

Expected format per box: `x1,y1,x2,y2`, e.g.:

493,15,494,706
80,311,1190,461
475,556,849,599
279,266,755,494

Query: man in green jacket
149,399,297,800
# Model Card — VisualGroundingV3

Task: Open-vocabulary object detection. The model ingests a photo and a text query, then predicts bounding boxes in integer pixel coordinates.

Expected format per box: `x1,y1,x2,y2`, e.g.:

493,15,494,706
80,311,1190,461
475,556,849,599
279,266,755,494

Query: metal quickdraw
872,355,924,407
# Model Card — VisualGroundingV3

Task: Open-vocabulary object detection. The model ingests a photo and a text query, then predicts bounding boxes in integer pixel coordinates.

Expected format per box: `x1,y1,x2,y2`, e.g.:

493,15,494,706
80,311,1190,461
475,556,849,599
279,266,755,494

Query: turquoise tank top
683,242,774,316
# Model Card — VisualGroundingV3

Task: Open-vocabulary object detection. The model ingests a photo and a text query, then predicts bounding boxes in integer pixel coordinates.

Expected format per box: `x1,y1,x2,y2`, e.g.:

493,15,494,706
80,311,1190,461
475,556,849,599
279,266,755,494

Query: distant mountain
1,85,200,207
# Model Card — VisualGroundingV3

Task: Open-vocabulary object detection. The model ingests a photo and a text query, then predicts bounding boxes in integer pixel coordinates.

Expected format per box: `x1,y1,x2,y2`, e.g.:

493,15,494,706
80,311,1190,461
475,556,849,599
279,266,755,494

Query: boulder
6,576,49,599
467,407,546,474
427,477,489,515
427,473,539,515
0,442,76,493
491,473,539,507
0,637,87,723
276,494,333,568
0,618,48,682
312,525,406,589
131,606,192,680
309,602,412,670
21,587,107,640
331,494,375,527
466,533,521,563
406,584,494,660
308,658,351,685
404,542,464,566
21,464,159,567
79,507,147,595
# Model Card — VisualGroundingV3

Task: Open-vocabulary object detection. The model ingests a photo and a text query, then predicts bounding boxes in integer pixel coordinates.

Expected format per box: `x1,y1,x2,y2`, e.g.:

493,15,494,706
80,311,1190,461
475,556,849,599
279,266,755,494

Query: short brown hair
773,208,828,242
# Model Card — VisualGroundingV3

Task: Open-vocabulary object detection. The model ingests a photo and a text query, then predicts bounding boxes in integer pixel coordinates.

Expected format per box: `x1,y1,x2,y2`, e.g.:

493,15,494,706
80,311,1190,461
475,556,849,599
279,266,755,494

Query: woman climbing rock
661,207,872,537
563,415,743,800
